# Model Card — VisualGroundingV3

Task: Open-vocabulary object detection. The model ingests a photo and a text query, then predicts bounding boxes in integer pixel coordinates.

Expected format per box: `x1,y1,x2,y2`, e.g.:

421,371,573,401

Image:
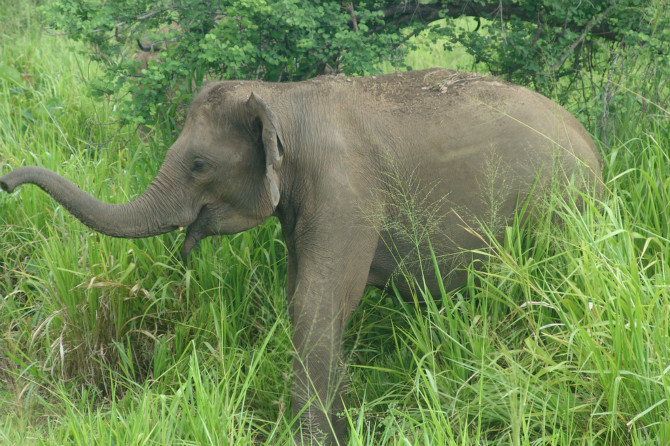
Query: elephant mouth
180,206,210,261
178,202,260,262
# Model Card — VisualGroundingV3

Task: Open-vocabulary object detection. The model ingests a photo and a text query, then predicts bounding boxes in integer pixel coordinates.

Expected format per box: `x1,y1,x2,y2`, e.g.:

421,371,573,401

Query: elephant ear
247,92,284,208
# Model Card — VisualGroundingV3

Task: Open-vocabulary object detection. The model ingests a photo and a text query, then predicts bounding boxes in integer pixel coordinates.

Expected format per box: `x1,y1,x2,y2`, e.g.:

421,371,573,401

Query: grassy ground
1,2,669,445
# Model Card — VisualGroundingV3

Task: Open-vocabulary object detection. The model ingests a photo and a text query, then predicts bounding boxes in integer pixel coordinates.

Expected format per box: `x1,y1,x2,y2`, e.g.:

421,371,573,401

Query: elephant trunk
0,166,194,239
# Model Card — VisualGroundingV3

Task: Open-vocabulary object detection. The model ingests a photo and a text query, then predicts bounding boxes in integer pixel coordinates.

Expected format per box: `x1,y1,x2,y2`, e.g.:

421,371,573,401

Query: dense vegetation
1,0,669,444
41,0,668,130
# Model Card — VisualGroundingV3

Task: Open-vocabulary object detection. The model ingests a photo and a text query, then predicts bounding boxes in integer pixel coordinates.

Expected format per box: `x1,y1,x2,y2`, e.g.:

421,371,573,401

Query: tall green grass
1,1,669,444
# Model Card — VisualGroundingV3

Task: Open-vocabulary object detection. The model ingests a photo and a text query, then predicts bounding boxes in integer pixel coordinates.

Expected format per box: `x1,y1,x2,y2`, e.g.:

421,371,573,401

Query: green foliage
433,0,669,122
39,0,668,132
40,0,400,128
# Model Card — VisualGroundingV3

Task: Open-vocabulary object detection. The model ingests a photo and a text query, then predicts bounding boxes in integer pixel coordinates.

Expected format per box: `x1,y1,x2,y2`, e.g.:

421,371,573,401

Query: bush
41,0,669,134
42,0,402,129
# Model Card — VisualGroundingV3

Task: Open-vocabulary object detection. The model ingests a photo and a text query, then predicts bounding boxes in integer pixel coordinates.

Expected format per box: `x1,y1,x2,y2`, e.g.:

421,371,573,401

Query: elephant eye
191,158,207,173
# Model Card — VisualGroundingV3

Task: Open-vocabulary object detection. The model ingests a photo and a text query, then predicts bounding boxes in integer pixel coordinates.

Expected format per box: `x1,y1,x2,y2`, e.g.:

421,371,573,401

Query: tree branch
343,3,358,32
550,2,619,72
530,11,542,46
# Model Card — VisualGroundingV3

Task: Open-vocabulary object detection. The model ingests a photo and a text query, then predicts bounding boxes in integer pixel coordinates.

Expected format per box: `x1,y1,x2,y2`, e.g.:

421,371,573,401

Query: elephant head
0,88,284,259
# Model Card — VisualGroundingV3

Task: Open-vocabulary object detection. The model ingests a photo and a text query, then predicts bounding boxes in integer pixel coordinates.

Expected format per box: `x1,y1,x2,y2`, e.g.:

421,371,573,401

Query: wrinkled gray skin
0,69,601,445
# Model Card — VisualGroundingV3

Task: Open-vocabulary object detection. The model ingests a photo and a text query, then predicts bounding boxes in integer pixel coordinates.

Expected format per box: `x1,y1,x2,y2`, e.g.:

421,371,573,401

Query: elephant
0,68,601,445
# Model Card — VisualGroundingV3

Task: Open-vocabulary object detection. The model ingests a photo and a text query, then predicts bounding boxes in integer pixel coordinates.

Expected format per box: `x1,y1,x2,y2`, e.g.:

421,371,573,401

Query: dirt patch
315,68,510,117
422,70,489,93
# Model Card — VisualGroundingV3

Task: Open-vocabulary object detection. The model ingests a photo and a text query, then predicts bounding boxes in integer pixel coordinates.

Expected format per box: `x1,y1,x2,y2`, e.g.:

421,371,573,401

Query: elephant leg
290,302,347,445
287,229,378,445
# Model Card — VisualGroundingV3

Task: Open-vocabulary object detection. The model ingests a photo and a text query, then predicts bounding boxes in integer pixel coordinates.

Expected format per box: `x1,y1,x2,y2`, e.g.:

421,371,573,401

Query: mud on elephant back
0,68,602,445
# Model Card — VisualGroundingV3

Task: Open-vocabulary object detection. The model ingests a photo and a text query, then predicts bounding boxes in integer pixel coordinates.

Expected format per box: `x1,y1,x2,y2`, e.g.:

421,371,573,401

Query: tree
42,0,668,129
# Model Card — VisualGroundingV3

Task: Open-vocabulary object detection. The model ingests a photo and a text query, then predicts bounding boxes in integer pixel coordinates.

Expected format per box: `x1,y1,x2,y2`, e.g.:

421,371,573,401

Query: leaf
0,63,22,85
21,109,38,123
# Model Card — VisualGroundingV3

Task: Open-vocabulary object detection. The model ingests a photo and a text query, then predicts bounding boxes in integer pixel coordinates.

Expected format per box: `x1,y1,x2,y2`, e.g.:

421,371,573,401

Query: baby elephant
0,69,601,445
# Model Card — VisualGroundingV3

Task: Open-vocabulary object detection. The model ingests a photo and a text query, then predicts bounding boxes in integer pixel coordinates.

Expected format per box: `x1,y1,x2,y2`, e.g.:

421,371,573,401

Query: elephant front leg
287,233,378,445
291,299,347,445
